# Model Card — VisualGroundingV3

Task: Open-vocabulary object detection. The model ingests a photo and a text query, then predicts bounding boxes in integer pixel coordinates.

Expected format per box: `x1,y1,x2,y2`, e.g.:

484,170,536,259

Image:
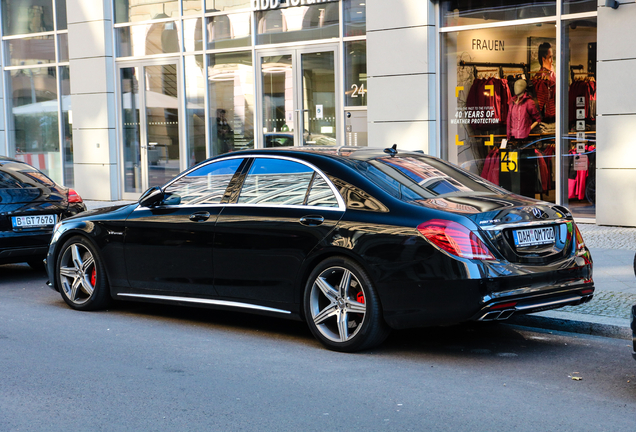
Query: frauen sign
252,0,338,11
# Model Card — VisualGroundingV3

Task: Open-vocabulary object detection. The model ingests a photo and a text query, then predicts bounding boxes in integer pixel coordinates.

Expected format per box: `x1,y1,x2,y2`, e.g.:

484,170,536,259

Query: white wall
366,0,436,154
596,1,636,226
67,0,119,200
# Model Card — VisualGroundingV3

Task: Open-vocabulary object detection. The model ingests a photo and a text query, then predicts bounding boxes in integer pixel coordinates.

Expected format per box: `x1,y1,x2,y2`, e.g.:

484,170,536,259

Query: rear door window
237,158,339,207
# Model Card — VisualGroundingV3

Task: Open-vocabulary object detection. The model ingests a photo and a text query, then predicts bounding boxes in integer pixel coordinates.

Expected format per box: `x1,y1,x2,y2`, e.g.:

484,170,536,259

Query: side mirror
138,186,164,207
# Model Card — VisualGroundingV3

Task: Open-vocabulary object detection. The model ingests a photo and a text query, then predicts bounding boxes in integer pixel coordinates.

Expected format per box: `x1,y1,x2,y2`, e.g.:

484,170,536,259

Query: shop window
206,13,252,49
114,0,179,24
345,40,367,107
441,0,556,27
344,0,366,37
205,0,251,13
183,18,203,52
116,21,182,57
256,3,339,45
7,67,62,183
183,0,202,16
561,18,597,219
443,23,557,203
2,0,54,36
207,51,254,156
55,0,67,30
562,0,597,15
60,65,73,187
185,55,206,166
7,36,55,66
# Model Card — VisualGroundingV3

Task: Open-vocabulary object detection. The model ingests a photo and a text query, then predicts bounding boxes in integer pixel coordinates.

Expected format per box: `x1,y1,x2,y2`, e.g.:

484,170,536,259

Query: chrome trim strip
514,295,582,311
117,293,292,314
479,219,569,231
482,279,586,302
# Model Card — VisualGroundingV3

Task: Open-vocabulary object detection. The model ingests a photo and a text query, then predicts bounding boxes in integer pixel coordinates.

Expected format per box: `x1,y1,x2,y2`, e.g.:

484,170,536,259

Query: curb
508,310,631,340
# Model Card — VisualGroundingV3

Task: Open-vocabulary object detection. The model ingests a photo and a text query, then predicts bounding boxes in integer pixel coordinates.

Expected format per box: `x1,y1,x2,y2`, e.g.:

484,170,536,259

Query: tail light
417,219,495,260
573,223,585,251
68,188,83,203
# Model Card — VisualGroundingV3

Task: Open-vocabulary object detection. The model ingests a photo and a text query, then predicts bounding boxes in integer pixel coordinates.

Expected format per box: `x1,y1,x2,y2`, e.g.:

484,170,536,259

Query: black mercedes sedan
45,147,594,352
1,156,86,269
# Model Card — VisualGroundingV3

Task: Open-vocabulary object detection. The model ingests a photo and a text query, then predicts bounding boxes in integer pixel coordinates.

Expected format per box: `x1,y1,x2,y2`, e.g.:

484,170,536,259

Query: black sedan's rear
0,157,86,268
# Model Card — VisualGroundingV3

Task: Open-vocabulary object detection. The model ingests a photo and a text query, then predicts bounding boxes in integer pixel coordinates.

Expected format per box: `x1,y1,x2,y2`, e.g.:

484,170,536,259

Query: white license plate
12,214,57,229
513,226,555,247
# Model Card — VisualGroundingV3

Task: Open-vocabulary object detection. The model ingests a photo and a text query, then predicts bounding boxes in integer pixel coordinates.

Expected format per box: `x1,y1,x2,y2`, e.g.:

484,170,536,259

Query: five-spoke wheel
304,257,389,352
56,236,110,310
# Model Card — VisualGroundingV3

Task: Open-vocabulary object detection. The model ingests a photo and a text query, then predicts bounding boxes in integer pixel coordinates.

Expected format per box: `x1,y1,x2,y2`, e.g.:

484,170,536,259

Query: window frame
231,155,346,211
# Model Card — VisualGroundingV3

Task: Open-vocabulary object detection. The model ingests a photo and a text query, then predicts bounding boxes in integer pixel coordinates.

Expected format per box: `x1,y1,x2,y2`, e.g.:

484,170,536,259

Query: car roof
214,146,427,163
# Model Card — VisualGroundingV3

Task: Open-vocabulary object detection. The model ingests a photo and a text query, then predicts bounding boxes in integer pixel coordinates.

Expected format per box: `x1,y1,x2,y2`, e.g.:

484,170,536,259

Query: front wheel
56,236,111,311
303,257,390,352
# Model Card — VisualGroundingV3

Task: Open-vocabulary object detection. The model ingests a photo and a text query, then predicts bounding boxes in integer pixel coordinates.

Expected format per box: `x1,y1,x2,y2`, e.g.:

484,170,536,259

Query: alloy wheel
308,266,367,343
59,243,97,305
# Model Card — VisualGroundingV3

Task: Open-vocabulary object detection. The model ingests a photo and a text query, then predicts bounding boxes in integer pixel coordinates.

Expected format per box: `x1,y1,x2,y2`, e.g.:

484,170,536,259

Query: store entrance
257,45,340,148
118,60,183,199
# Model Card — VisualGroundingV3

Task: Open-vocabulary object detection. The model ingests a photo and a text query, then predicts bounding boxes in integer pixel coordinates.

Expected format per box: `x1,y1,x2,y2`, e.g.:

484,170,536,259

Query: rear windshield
355,155,504,201
0,162,55,188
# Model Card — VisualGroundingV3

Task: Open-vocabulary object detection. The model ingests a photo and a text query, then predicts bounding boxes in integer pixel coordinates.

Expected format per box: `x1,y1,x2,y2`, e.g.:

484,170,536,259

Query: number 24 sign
501,151,518,172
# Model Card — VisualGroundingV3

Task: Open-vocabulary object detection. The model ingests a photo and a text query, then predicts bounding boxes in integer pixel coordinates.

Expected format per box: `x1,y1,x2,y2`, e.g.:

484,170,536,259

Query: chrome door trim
117,293,292,314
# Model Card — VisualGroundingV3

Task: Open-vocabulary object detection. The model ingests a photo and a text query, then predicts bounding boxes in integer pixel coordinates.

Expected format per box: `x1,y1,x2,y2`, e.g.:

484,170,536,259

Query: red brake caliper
90,266,96,286
356,291,365,304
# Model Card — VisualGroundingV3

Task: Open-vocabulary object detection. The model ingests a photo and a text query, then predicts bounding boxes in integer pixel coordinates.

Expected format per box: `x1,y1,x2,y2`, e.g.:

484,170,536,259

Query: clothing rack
459,60,528,79
569,64,592,82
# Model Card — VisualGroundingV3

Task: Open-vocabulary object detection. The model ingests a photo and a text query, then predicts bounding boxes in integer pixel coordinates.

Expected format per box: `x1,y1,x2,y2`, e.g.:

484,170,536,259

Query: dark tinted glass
0,162,54,188
442,0,556,27
164,158,243,205
238,158,314,205
358,156,504,201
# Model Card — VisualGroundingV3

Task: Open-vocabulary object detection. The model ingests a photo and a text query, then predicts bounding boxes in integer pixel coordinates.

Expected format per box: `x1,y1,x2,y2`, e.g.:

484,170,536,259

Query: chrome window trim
479,219,569,231
117,293,291,314
158,154,347,211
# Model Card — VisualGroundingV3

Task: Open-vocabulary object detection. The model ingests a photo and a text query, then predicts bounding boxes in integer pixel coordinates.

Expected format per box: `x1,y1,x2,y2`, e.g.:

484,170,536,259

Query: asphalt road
1,263,635,432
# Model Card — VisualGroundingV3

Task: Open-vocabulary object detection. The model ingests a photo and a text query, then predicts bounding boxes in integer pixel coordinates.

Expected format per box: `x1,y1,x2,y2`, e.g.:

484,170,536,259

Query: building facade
0,0,633,226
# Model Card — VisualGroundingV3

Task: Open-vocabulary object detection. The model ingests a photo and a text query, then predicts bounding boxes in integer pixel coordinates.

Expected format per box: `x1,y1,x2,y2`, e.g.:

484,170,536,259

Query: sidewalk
85,200,636,340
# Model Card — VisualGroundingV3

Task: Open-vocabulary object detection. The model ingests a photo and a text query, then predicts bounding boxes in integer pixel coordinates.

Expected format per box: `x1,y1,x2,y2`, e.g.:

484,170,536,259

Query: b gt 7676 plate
513,226,555,247
12,214,57,229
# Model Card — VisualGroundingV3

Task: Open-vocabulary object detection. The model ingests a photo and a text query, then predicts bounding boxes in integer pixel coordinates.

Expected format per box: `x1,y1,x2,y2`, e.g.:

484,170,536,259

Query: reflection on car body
46,147,594,352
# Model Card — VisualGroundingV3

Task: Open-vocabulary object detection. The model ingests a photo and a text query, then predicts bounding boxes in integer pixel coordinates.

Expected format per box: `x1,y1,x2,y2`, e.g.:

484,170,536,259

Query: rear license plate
513,226,555,247
12,214,57,229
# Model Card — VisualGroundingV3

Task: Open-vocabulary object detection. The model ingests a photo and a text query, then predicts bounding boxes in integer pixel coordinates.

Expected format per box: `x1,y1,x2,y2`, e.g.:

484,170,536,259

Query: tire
303,257,390,352
56,236,111,311
633,252,636,278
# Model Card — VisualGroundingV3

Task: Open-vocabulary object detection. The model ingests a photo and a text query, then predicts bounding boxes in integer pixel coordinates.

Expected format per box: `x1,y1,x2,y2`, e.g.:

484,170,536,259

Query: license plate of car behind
12,214,57,229
513,226,555,247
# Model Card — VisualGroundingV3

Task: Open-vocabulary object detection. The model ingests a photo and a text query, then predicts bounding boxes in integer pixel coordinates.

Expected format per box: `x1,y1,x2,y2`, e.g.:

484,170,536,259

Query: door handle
189,211,211,222
299,215,324,226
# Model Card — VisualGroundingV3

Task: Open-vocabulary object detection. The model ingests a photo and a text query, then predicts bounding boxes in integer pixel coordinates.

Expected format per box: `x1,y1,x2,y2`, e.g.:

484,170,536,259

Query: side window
164,158,243,205
306,175,339,207
238,158,314,206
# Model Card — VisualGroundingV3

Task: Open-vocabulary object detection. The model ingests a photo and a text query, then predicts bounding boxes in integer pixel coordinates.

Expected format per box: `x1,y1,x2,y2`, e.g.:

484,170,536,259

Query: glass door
257,45,340,148
119,61,183,199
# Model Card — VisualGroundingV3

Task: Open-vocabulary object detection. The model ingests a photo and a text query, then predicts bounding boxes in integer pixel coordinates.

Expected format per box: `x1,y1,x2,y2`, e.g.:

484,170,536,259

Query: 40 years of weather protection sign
513,226,555,247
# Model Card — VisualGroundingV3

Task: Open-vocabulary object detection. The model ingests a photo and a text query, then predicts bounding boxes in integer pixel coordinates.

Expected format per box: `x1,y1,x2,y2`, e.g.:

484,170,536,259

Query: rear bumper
0,245,48,264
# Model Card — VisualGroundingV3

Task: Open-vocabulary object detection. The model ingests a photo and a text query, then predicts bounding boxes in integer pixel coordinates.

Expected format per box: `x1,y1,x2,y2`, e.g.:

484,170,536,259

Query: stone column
66,0,118,200
366,0,436,154
596,1,636,226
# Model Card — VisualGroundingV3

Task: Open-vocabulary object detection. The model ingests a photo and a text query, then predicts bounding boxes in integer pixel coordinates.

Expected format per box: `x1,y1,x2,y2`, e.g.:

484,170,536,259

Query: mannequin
507,79,541,140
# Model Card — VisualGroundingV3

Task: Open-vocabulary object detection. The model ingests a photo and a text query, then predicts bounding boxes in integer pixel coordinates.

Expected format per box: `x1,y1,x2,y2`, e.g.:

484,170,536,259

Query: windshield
356,155,504,202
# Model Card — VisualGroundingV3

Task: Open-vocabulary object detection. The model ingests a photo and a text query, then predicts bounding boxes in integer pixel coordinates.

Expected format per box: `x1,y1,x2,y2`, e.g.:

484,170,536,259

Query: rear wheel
56,236,110,311
303,257,390,352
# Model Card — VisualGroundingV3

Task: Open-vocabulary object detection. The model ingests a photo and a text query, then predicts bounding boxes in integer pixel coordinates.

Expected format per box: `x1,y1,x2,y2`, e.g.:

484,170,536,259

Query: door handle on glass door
189,211,211,222
299,215,324,226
